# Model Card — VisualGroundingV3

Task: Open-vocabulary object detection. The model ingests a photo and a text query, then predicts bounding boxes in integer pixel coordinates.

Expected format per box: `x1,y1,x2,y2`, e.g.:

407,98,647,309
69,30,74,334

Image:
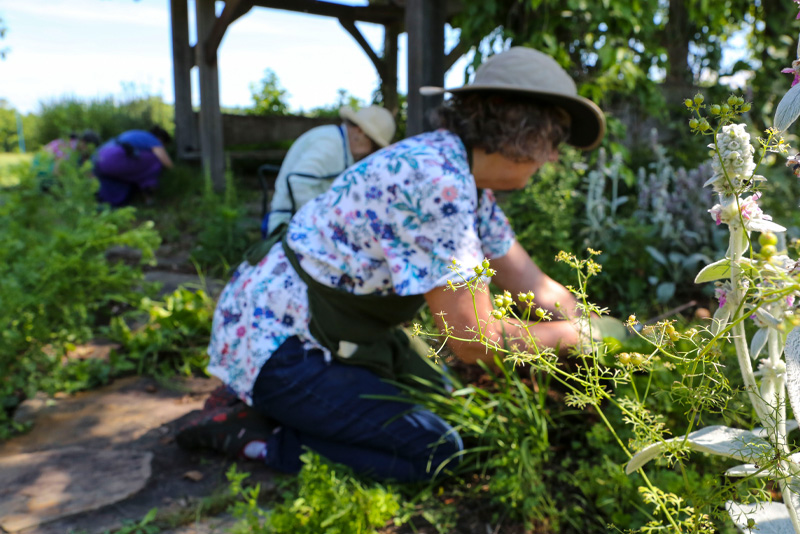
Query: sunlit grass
0,153,33,187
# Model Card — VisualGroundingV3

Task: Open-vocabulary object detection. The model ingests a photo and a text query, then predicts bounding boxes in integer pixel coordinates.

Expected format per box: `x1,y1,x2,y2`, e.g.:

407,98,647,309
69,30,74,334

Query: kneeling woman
180,47,605,482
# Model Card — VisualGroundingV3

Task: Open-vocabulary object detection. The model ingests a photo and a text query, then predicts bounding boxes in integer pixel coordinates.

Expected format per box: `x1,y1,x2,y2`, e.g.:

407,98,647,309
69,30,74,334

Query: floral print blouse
207,130,516,403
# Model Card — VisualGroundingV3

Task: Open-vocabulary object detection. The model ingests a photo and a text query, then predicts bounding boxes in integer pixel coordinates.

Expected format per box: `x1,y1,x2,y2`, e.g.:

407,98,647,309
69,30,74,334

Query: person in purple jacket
93,126,173,206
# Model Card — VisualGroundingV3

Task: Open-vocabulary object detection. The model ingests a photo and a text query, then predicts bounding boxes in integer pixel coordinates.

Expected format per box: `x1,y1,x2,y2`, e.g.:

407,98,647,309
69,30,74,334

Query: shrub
33,93,172,147
228,452,400,534
0,155,160,437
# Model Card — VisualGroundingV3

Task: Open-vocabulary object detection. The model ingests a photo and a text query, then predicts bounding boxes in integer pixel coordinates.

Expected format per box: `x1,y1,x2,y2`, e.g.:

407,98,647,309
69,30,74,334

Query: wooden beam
444,39,468,73
196,0,226,191
406,0,445,135
382,22,399,117
251,0,402,25
170,0,198,159
338,18,385,79
204,0,254,65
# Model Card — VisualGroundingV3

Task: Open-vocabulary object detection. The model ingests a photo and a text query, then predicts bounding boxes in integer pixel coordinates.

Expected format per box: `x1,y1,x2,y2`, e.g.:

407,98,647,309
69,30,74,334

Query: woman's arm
424,275,580,366
423,240,585,365
152,146,174,169
490,240,579,320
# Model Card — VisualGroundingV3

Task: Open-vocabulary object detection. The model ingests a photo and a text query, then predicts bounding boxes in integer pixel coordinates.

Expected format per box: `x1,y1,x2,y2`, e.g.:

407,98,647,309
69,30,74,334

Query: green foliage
453,0,756,111
108,287,214,377
0,99,38,153
190,167,260,276
392,358,564,529
33,91,173,148
303,88,365,118
248,69,290,116
228,452,400,534
0,156,160,437
0,153,32,186
407,247,765,531
104,508,160,534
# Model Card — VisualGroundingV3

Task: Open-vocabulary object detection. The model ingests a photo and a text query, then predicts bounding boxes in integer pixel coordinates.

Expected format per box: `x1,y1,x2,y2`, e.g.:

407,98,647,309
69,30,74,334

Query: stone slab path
0,375,276,534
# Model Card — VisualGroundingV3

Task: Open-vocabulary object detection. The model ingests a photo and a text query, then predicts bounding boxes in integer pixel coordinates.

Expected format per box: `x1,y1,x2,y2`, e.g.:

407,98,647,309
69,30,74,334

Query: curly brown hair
430,92,570,163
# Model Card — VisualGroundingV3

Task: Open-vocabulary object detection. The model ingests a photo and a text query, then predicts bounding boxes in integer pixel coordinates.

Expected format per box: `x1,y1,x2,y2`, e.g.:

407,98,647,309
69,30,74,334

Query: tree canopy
452,0,799,132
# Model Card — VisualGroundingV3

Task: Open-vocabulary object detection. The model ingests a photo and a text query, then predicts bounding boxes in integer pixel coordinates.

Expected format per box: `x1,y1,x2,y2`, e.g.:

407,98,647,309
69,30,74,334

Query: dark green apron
245,225,443,388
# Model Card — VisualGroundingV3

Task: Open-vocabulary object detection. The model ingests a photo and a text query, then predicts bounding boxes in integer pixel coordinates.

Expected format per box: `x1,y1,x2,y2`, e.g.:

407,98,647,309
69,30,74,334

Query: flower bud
684,99,693,108
741,102,751,112
759,231,778,247
491,310,504,319
689,118,699,129
482,258,491,270
699,119,711,131
667,328,680,342
710,104,721,115
473,265,483,275
736,97,745,106
630,353,645,366
761,244,777,258
694,94,705,105
727,95,738,106
722,104,730,113
618,353,631,365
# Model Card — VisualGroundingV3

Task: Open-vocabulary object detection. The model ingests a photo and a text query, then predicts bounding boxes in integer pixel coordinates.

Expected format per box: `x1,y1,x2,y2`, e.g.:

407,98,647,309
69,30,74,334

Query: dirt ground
0,375,279,534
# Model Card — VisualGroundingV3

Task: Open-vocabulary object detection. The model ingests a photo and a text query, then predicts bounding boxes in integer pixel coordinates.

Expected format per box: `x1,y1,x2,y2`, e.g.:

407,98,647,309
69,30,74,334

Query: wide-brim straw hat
421,47,606,151
339,105,396,148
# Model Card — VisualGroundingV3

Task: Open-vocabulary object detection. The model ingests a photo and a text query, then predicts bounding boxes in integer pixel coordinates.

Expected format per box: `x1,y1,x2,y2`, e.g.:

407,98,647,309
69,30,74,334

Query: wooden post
383,22,399,118
405,0,445,136
170,0,198,160
195,0,226,191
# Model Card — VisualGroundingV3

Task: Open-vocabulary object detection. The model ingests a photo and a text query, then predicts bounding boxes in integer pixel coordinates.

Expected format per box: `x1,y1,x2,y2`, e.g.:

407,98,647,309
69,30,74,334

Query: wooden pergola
169,0,465,190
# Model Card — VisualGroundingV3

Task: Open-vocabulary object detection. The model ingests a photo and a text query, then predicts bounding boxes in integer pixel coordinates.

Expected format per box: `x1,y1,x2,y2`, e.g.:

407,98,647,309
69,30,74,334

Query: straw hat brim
421,85,606,151
339,107,391,147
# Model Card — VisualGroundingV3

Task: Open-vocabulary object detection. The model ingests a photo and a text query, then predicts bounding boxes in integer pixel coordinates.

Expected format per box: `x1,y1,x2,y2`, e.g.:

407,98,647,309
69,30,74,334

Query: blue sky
0,0,470,114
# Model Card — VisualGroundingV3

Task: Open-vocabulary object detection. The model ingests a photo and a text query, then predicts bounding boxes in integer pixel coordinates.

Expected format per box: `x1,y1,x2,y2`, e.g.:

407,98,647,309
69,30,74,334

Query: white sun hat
339,105,396,147
421,47,606,150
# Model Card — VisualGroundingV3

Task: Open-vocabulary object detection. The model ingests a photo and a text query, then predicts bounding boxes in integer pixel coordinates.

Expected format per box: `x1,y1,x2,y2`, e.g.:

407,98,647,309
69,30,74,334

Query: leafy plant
390,357,562,529
0,155,160,437
622,90,800,530
34,91,172,147
108,286,214,377
104,508,160,534
576,131,724,313
190,165,259,276
248,69,290,116
228,452,400,534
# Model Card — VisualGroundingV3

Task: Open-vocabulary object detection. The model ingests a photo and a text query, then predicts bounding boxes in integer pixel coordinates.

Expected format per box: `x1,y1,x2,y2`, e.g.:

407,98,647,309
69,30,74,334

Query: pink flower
715,286,728,308
739,192,765,221
236,326,246,337
709,204,723,225
782,58,800,86
442,186,458,201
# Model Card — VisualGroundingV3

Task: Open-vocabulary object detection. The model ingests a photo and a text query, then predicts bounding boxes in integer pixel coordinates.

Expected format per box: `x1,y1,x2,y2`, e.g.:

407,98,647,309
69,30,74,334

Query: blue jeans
251,336,462,482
